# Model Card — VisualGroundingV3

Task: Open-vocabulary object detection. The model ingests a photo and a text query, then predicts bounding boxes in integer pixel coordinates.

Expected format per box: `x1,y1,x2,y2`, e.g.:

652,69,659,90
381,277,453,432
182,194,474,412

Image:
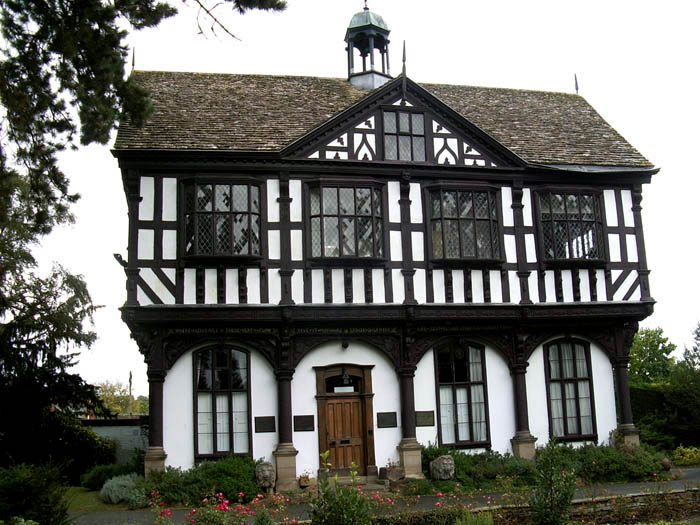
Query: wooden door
325,396,365,473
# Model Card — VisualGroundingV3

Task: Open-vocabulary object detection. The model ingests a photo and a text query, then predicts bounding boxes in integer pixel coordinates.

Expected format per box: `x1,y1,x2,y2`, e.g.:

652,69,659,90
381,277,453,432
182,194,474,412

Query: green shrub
529,440,576,525
0,464,68,525
254,507,274,525
80,463,134,491
310,452,371,525
455,511,494,525
672,445,700,465
0,519,40,525
99,473,142,504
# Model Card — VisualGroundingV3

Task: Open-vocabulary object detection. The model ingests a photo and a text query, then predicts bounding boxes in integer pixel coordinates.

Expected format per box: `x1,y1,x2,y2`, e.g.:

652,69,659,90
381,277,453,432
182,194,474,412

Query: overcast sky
37,0,700,396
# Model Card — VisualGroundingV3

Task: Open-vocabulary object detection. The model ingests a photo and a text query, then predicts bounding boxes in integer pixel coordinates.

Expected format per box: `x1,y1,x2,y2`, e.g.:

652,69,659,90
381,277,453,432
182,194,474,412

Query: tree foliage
0,0,284,471
96,380,133,415
682,322,700,370
628,327,676,384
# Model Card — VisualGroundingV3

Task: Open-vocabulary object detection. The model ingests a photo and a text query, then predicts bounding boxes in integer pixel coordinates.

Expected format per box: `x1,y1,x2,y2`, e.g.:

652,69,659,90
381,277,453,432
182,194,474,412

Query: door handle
340,439,350,444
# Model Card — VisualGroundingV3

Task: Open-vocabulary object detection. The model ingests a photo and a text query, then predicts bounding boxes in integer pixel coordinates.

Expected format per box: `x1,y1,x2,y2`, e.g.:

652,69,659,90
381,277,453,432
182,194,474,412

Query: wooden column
273,367,298,491
614,323,641,446
144,367,167,477
510,333,537,459
278,172,294,305
399,172,417,305
397,362,423,479
512,184,532,304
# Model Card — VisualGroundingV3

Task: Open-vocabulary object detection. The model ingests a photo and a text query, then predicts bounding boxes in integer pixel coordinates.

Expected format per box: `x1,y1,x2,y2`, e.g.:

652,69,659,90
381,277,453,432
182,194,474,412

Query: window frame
192,344,252,460
423,184,505,268
380,106,431,163
304,179,388,266
180,177,266,264
434,341,491,449
543,338,598,442
534,188,607,269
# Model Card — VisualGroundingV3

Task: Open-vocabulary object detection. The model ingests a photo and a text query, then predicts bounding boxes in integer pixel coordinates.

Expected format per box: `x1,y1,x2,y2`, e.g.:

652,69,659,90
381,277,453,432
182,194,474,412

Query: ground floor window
194,346,250,456
545,338,596,440
436,342,489,446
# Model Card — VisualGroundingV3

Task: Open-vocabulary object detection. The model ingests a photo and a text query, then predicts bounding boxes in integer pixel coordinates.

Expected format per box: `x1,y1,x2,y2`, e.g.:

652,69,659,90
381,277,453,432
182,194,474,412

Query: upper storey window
310,185,384,258
184,183,261,257
383,110,426,162
538,192,605,262
430,190,501,261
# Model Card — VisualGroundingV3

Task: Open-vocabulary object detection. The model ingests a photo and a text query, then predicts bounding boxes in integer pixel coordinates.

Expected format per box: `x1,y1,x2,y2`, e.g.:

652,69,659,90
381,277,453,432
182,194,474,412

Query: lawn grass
65,486,130,513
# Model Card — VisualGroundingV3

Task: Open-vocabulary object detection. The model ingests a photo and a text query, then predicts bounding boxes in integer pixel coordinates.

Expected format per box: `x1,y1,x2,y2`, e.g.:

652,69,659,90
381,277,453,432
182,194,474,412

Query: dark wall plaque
377,412,397,428
255,416,276,433
294,415,315,432
415,411,435,427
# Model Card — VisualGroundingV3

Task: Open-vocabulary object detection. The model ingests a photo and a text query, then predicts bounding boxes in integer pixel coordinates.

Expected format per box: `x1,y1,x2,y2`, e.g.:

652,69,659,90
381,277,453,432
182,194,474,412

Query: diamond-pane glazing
197,185,213,212
432,221,443,258
581,195,594,220
474,192,488,219
356,188,371,215
185,214,195,255
374,189,382,217
459,192,473,218
553,222,568,258
250,215,260,255
375,220,383,257
250,186,260,213
310,187,320,215
215,185,230,212
384,111,396,133
399,112,410,133
342,217,356,256
445,220,460,258
476,221,490,258
398,135,411,161
566,194,579,219
232,185,248,212
431,193,442,218
552,194,566,220
357,217,372,257
385,135,397,160
216,215,231,253
185,185,195,212
491,222,500,258
311,218,321,257
339,188,355,215
324,217,339,256
412,136,425,161
539,193,551,219
412,113,424,135
197,215,213,254
232,214,249,255
461,220,475,257
443,191,458,217
323,187,338,214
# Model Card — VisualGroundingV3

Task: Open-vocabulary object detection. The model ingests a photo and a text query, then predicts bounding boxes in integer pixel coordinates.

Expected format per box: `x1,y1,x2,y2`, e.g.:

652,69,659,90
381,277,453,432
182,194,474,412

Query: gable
287,79,521,168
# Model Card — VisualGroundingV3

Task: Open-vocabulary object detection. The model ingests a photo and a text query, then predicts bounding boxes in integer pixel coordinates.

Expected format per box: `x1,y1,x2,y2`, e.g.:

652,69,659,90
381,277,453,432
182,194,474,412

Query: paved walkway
70,467,700,524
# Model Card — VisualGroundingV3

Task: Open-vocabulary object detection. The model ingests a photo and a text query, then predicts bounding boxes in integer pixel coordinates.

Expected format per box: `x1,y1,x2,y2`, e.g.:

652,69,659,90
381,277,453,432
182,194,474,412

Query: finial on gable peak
401,41,407,104
364,0,369,11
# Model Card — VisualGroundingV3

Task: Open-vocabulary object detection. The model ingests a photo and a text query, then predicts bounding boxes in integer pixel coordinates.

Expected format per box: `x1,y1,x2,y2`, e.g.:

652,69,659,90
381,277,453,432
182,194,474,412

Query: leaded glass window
538,192,605,261
309,185,384,258
430,190,501,260
545,339,596,439
184,183,261,257
194,346,249,457
383,110,426,162
437,343,489,446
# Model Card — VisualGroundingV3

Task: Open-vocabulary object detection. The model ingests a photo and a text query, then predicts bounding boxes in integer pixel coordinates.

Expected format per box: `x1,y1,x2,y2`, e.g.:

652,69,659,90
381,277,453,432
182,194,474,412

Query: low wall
82,417,147,465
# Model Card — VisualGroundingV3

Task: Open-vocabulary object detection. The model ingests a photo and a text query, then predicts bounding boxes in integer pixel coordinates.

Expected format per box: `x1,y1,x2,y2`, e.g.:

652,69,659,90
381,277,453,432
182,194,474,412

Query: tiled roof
114,71,652,168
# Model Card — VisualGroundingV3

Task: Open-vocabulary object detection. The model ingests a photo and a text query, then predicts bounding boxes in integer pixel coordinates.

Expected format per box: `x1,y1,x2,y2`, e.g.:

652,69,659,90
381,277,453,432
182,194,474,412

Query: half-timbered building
114,7,656,489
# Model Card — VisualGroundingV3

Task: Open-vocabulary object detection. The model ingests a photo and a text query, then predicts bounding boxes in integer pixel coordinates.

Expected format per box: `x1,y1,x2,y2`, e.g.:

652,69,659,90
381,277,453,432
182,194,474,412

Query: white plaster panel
411,232,424,262
603,190,618,227
409,183,423,223
290,230,303,261
432,270,445,303
621,190,635,227
611,269,622,284
390,230,403,262
162,230,177,260
247,268,261,304
268,230,281,259
608,234,621,262
590,342,618,444
139,176,154,221
352,269,365,304
528,272,539,303
372,268,385,303
267,179,280,223
388,181,401,223
292,341,402,477
485,348,516,454
225,269,239,304
184,268,196,304
526,347,549,445
140,268,175,304
525,234,537,263
508,271,521,304
163,268,176,286
579,270,591,302
471,270,484,303
162,178,177,221
251,351,278,463
561,270,574,302
331,269,344,303
138,229,154,260
522,188,533,227
204,269,217,304
289,179,302,222
489,270,502,303
163,347,194,469
504,235,517,263
501,187,514,227
268,269,281,305
415,349,438,446
311,270,324,304
452,270,464,303
414,269,426,304
392,269,404,304
292,270,304,304
626,235,638,263
614,271,638,301
596,270,607,301
544,271,556,303
628,279,641,301
137,286,153,306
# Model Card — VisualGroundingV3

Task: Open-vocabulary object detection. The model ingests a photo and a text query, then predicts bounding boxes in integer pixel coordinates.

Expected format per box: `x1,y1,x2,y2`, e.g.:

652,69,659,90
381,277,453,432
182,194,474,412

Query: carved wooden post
613,323,641,446
510,332,537,459
397,365,424,479
273,321,298,490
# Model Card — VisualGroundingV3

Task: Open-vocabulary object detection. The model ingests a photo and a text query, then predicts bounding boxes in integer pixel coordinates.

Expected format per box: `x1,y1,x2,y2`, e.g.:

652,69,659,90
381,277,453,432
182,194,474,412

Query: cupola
345,3,392,90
